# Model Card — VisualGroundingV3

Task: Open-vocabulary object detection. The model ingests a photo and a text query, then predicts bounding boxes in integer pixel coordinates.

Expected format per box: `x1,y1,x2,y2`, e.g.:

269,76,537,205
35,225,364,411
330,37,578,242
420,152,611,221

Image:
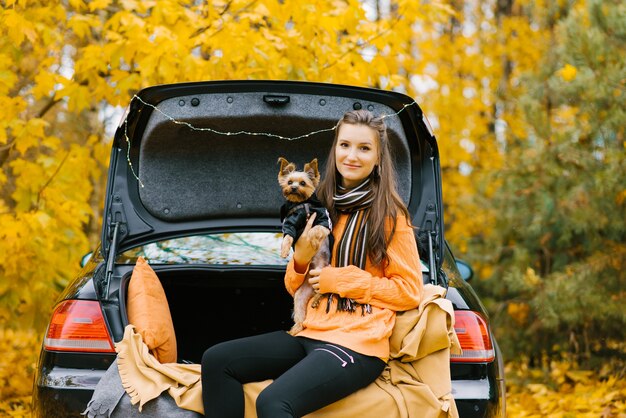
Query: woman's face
335,123,379,188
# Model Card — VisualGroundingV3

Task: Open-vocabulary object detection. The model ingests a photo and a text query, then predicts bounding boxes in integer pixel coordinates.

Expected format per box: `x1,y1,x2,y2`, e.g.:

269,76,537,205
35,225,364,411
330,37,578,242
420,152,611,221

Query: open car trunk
120,261,436,364
115,263,466,418
101,81,446,301
122,267,294,363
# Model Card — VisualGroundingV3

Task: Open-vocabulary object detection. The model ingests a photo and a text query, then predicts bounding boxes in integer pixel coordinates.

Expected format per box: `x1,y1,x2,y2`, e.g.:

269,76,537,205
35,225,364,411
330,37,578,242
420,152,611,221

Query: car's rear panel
33,260,504,418
445,257,506,418
33,350,115,418
32,255,121,418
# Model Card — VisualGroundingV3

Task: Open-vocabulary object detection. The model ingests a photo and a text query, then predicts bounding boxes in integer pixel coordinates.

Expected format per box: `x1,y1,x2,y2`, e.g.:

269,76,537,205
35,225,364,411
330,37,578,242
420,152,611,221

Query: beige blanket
116,284,461,417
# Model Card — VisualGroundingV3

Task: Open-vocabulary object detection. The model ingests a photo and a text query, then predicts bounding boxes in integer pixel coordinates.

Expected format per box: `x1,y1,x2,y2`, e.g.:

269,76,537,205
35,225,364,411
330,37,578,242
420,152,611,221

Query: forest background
0,0,624,416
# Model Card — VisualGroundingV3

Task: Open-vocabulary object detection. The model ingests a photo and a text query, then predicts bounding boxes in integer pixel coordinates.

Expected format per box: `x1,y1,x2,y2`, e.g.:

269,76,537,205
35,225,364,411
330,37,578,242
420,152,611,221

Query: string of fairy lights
123,94,419,188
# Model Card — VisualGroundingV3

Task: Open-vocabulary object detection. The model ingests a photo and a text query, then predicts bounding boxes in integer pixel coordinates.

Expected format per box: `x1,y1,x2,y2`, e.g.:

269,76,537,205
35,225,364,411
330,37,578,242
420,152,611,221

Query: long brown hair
318,109,411,268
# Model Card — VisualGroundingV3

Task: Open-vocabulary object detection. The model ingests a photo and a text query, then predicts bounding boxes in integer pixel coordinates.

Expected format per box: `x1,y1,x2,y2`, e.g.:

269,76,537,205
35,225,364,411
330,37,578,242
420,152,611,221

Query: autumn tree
0,0,110,329
1,0,463,331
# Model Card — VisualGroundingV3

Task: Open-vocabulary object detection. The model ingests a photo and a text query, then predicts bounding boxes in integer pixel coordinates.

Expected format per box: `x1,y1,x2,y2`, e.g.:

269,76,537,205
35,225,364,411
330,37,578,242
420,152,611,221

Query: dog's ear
277,157,296,176
304,159,320,183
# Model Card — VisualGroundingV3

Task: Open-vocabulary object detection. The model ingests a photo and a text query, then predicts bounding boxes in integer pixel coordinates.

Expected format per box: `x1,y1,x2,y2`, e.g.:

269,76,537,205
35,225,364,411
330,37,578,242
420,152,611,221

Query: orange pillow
127,256,177,363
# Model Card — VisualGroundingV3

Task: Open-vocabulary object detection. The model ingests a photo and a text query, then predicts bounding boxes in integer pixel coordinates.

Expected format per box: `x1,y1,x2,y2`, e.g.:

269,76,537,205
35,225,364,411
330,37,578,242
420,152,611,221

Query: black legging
201,331,386,418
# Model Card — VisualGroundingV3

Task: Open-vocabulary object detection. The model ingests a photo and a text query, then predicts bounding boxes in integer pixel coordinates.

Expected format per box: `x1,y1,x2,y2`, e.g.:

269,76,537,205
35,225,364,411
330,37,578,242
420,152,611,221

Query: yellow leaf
120,0,139,10
69,0,87,11
524,267,541,287
88,0,112,11
56,83,92,113
0,55,18,94
120,0,155,13
68,15,96,39
13,119,48,155
114,72,141,96
507,302,530,325
42,135,62,151
559,64,577,82
32,71,59,100
0,73,15,97
254,3,271,16
371,56,389,75
2,9,38,46
14,136,40,156
565,370,593,383
389,74,407,88
527,383,549,395
262,28,287,51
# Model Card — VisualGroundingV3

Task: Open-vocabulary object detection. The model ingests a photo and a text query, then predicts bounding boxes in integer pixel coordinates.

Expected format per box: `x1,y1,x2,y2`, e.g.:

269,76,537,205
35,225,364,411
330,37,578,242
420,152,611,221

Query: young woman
201,109,423,417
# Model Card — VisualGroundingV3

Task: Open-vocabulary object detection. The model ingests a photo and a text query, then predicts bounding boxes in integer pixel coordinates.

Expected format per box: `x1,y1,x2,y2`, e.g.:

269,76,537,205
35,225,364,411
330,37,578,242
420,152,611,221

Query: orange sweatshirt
284,214,423,360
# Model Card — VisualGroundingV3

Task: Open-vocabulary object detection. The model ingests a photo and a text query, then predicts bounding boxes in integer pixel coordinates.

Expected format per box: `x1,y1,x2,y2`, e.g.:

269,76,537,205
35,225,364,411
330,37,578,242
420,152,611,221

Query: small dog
278,157,332,335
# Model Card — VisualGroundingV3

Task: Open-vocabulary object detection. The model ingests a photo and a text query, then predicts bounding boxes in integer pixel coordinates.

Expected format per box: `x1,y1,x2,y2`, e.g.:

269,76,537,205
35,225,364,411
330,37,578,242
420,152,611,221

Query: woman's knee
256,388,294,418
201,342,235,372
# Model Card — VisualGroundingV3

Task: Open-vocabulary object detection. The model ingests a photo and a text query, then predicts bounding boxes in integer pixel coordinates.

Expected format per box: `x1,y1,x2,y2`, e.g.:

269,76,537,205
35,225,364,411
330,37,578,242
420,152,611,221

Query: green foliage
472,0,626,363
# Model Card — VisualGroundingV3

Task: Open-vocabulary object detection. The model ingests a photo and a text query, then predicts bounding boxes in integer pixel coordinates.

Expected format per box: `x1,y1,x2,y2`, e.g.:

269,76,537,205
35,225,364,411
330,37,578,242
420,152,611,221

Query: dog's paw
281,235,294,258
310,293,323,309
307,226,330,251
288,323,304,336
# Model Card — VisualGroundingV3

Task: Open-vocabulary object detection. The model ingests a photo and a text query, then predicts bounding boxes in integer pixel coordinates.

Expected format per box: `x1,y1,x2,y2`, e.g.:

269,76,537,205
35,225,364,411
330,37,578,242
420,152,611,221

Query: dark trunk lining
157,268,294,363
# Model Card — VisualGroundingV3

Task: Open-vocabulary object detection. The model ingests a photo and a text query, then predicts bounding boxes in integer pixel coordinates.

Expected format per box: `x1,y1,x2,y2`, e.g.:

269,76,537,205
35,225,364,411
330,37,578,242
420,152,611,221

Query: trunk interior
142,267,295,363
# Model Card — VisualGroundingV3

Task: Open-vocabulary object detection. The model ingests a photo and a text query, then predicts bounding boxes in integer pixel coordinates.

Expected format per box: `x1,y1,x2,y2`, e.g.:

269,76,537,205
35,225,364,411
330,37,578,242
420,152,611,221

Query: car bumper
452,378,505,418
32,349,115,418
33,368,104,418
34,370,504,418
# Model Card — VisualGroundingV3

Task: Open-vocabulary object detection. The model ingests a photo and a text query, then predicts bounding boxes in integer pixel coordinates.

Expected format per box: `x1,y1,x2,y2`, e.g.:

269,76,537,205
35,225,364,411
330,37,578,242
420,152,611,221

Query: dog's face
277,157,320,203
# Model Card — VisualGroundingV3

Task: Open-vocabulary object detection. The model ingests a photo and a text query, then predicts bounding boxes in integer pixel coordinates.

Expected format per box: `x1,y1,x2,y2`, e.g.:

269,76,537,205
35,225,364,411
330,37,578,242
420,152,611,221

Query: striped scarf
333,178,374,269
320,178,374,315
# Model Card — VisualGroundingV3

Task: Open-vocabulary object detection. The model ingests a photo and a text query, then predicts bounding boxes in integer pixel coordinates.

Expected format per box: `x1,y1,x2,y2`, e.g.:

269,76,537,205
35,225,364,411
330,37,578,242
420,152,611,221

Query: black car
32,80,505,417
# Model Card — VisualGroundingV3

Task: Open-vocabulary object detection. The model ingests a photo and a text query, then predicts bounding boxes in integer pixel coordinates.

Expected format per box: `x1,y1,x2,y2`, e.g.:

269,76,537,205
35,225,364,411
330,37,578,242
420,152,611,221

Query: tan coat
116,284,461,417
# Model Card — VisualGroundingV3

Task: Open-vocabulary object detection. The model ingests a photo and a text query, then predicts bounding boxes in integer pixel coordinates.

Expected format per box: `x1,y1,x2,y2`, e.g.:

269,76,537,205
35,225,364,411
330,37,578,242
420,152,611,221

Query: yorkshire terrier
278,157,332,335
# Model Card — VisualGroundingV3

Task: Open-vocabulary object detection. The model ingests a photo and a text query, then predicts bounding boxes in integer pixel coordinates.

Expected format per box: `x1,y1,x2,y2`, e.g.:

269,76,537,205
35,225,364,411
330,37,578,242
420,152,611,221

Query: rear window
117,232,287,266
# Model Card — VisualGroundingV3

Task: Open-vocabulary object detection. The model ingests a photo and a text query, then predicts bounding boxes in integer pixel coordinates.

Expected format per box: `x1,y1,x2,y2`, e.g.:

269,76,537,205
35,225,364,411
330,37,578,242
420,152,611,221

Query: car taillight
44,300,115,353
450,310,495,363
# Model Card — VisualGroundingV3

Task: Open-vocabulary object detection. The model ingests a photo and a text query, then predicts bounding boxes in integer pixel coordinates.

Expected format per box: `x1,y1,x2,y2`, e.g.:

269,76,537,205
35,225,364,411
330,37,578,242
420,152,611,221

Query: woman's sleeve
317,217,423,311
284,258,308,297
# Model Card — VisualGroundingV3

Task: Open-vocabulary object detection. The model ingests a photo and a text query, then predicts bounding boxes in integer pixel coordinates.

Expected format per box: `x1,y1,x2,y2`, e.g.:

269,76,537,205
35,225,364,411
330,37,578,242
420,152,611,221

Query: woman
201,109,423,417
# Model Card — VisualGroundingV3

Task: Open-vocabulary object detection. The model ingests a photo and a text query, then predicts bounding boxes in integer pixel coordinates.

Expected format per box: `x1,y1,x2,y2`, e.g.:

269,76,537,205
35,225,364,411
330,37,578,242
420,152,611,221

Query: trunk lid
101,80,444,273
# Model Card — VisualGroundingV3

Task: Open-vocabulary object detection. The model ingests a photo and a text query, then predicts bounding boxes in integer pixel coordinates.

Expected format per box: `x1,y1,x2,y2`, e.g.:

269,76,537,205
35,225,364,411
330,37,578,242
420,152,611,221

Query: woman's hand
308,268,322,292
293,213,319,273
